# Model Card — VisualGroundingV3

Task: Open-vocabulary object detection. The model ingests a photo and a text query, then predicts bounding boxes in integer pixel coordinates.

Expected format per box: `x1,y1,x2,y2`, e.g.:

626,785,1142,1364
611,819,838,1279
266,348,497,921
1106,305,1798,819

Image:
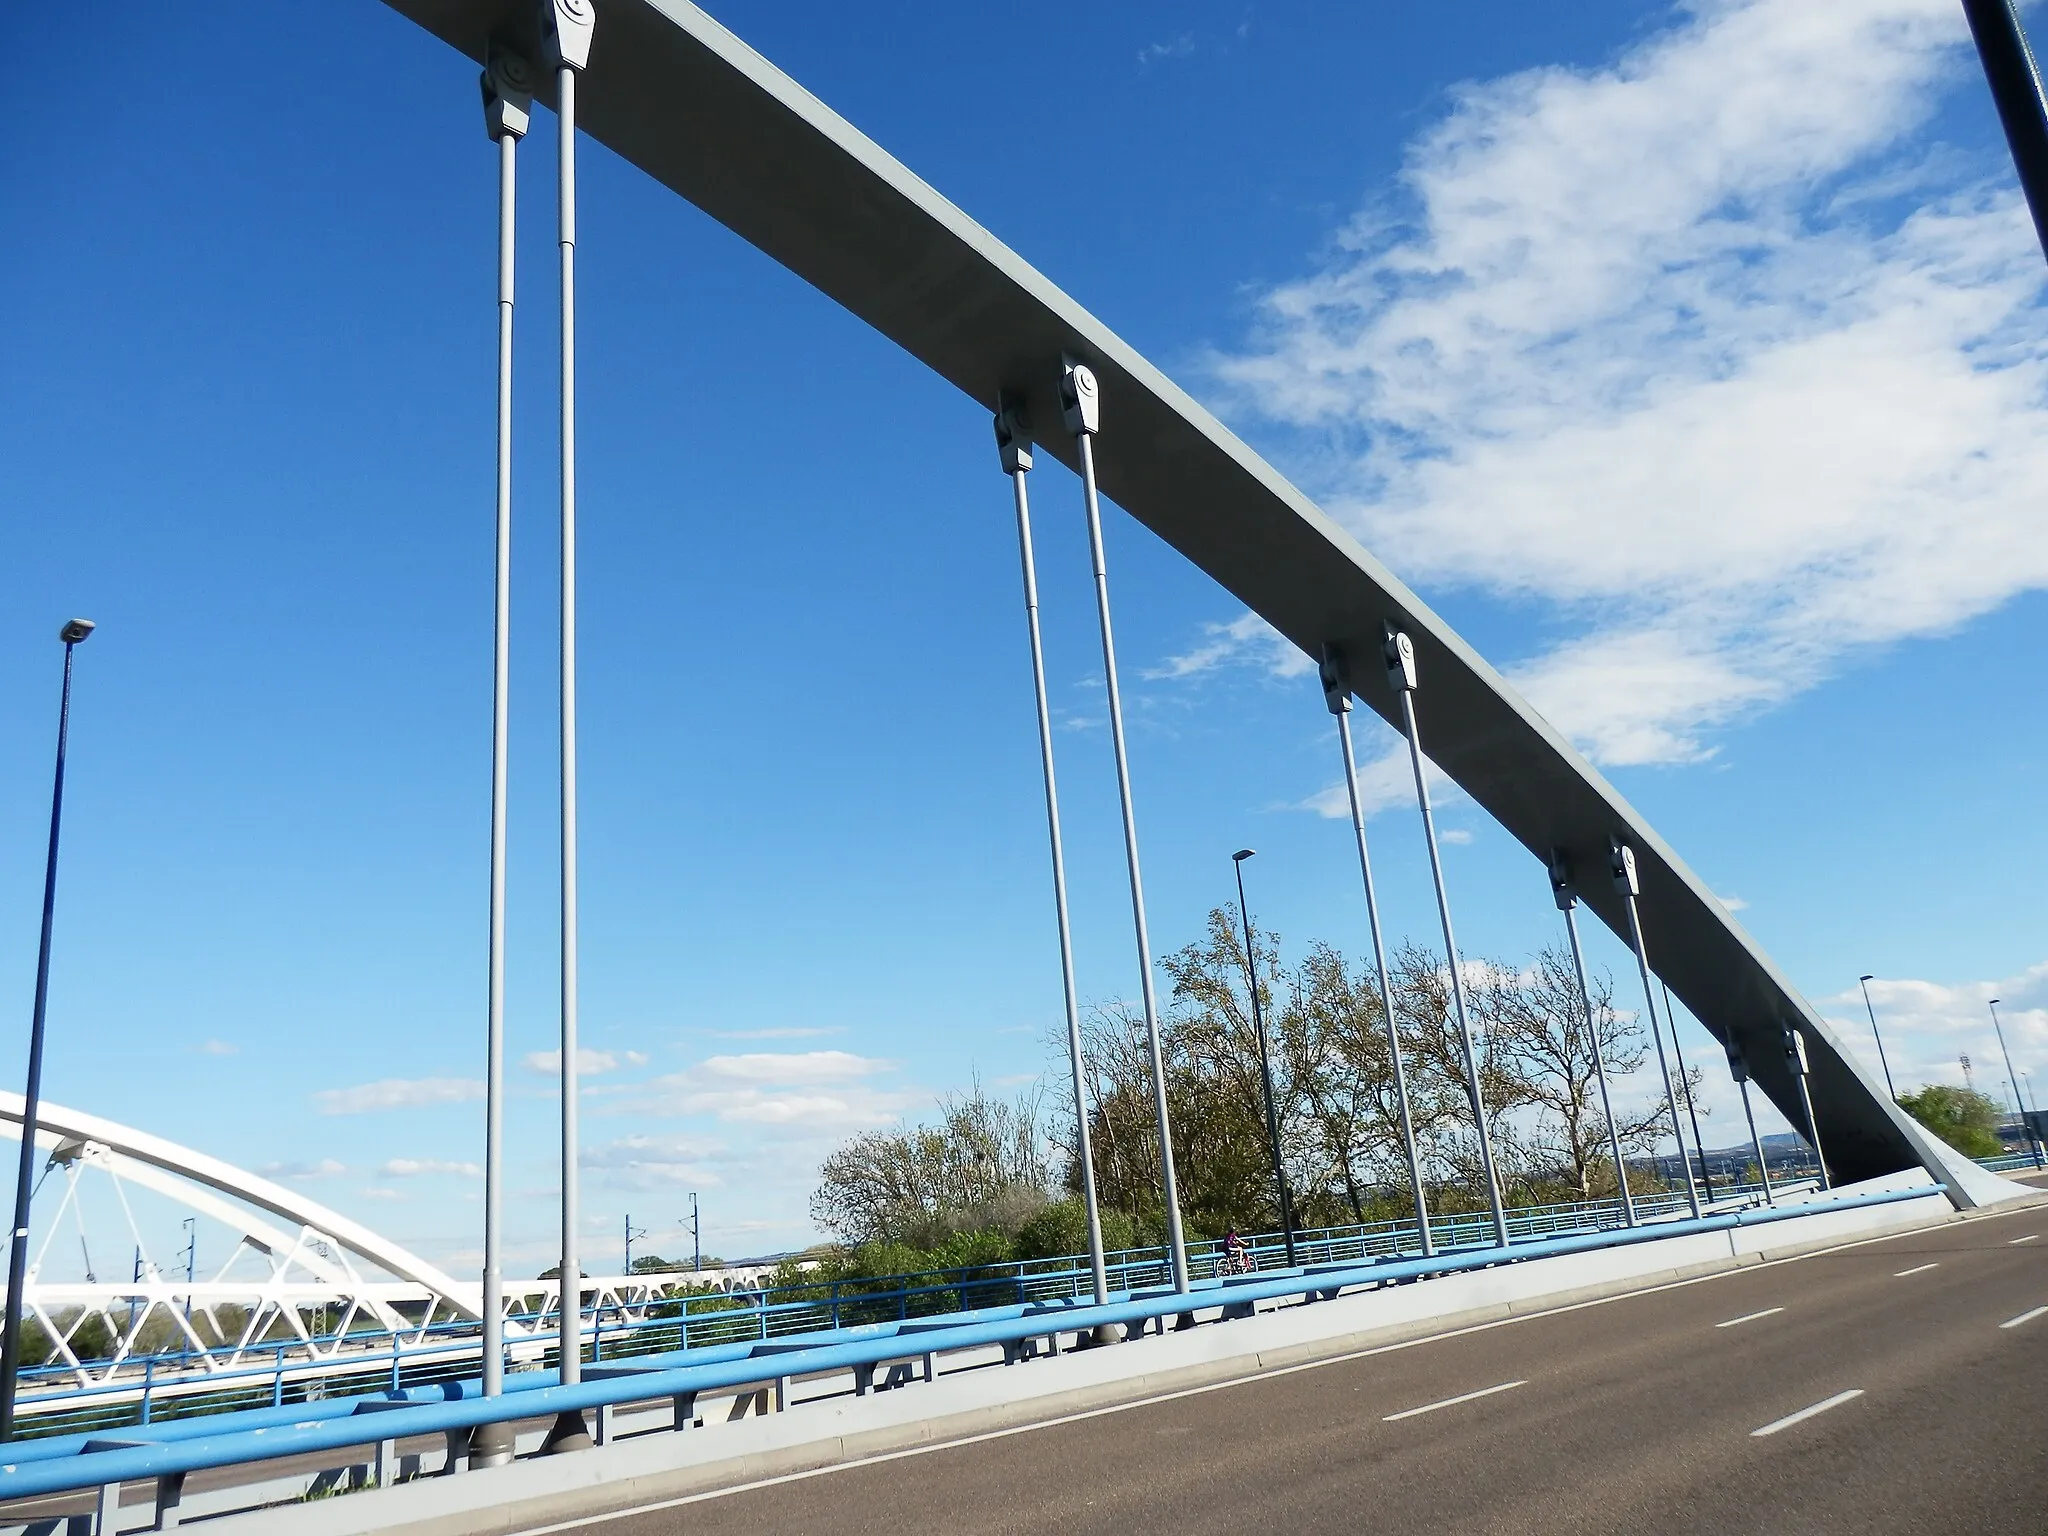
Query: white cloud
694,1051,895,1085
193,1039,237,1057
709,1026,844,1041
257,1157,346,1181
1823,963,2048,1105
357,1188,404,1203
1439,828,1474,845
1138,33,1195,68
1146,613,1315,682
584,1134,724,1190
522,1049,647,1076
1215,0,2048,778
629,1051,914,1132
1717,893,1750,912
378,1157,483,1178
313,1077,485,1115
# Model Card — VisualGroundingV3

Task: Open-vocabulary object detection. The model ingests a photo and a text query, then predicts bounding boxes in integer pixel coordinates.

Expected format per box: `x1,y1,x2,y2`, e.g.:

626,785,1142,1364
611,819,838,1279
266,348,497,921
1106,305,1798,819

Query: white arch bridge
0,1095,771,1427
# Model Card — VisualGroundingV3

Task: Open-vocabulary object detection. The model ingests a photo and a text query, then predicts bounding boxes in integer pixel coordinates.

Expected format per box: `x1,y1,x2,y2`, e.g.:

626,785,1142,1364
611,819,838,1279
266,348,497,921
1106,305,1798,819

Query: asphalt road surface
529,1201,2048,1536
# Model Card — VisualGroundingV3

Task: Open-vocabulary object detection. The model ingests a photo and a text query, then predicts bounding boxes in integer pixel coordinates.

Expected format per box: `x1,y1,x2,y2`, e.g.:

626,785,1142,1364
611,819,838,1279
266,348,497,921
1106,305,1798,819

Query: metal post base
540,1410,592,1455
469,1418,517,1469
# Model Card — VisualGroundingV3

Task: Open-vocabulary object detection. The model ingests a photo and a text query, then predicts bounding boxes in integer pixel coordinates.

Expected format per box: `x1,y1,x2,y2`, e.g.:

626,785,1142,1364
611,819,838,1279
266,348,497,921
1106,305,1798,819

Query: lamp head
1859,974,1873,983
58,619,95,645
1233,849,1256,863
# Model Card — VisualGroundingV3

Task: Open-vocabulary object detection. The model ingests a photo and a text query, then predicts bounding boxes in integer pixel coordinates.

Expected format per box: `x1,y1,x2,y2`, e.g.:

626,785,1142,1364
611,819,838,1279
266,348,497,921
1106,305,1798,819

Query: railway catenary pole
474,41,533,1469
1320,648,1433,1256
1383,625,1508,1248
542,0,596,1454
1548,853,1635,1228
1723,1038,1775,1206
0,620,94,1444
1062,357,1190,1294
995,404,1109,1308
1610,840,1701,1218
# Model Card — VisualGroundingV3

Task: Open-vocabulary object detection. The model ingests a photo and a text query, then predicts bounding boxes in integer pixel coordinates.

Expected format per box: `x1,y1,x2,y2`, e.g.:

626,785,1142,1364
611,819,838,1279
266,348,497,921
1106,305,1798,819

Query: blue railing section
0,1185,1942,1506
10,1182,1761,1437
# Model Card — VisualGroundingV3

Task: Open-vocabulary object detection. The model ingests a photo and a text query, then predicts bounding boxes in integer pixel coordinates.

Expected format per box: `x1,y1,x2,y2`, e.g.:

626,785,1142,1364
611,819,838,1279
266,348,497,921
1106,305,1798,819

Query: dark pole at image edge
1962,0,2048,261
0,619,96,1443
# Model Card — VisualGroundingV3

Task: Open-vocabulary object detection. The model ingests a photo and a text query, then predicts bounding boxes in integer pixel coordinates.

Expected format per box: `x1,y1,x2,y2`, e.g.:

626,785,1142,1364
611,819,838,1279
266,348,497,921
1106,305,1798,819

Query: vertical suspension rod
997,410,1108,1307
1385,628,1507,1248
1064,360,1189,1293
1612,841,1700,1218
1552,862,1635,1227
479,45,532,1420
1663,982,1715,1200
1324,651,1432,1257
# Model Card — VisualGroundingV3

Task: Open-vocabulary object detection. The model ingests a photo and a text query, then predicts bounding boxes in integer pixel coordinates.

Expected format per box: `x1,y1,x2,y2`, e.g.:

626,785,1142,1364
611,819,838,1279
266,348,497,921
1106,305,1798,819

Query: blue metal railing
0,1185,1942,1510
9,1179,1795,1439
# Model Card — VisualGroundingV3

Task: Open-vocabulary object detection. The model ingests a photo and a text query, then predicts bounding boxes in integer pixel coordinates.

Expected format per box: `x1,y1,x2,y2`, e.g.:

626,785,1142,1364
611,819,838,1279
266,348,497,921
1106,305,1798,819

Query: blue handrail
0,1185,1941,1502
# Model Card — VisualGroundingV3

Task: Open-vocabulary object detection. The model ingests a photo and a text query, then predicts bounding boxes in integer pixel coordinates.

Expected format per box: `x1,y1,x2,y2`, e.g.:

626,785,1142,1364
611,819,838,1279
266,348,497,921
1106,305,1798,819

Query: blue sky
9,0,2048,1277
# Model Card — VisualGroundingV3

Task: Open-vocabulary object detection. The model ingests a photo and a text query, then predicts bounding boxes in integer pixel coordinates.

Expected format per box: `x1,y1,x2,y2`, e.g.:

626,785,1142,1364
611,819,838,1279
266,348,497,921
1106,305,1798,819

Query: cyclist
1221,1227,1252,1276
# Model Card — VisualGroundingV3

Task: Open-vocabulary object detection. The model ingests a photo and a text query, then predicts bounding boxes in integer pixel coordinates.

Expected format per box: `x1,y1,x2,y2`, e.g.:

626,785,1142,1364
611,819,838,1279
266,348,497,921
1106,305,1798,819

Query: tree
1897,1084,2005,1160
1478,945,1693,1199
810,1082,1055,1248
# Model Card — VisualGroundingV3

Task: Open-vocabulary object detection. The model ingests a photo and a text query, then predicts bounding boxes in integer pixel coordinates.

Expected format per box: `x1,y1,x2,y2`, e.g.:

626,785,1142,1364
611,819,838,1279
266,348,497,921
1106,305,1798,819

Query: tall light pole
1987,999,2038,1166
1857,975,1897,1102
1231,851,1295,1268
1,618,96,1443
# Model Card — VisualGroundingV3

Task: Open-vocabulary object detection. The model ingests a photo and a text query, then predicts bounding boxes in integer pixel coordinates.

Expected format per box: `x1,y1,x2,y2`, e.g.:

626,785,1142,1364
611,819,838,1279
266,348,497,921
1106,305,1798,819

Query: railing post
140,1356,154,1427
271,1346,283,1408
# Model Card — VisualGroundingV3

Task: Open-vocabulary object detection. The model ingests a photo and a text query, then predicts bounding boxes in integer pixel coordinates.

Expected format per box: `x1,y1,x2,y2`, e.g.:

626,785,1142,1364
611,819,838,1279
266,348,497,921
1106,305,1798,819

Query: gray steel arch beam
380,1,2011,1206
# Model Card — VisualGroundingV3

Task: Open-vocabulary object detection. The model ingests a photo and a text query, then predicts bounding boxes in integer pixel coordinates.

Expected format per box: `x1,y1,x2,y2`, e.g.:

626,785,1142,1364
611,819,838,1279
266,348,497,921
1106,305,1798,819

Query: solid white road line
1751,1389,1864,1438
1383,1380,1527,1422
1893,1263,1940,1277
1715,1307,1784,1329
2011,1234,2039,1245
1999,1306,2048,1330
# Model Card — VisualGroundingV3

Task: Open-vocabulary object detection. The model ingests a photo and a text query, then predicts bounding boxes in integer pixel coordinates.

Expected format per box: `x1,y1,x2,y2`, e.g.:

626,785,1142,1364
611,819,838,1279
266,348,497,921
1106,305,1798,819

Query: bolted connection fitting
1060,357,1100,436
1725,1037,1749,1084
1783,1024,1810,1077
482,44,536,141
1609,837,1639,898
1547,850,1576,912
1317,646,1352,717
1383,624,1417,692
994,401,1032,475
541,0,597,72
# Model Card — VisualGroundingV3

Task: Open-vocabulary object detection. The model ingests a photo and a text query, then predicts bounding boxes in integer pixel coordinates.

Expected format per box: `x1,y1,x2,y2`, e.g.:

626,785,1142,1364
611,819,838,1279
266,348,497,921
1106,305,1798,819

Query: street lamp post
1987,999,2040,1168
1857,975,1897,1102
0,618,96,1444
1231,851,1295,1268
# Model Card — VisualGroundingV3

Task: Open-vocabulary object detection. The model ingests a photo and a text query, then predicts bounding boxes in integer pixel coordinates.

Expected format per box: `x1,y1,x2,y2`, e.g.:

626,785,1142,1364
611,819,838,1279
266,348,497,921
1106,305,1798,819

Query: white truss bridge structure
0,1094,772,1422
